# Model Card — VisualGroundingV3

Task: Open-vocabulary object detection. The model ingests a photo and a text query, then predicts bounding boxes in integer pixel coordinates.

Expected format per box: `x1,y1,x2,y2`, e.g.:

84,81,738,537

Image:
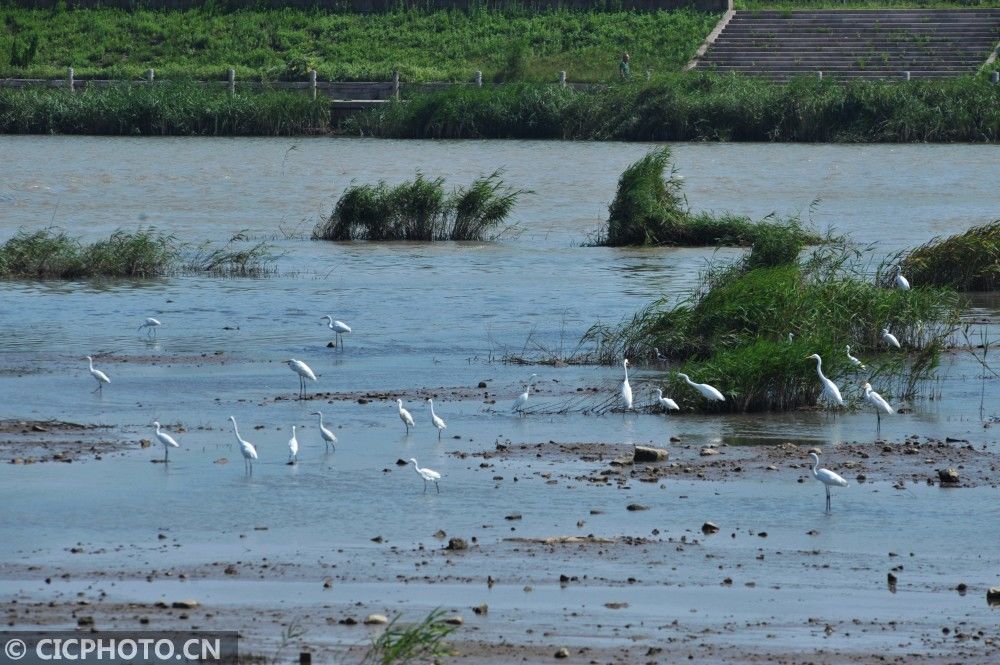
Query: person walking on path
619,52,631,80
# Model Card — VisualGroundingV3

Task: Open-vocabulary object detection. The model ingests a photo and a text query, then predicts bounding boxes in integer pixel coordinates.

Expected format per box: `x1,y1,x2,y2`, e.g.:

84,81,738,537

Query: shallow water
1,137,999,659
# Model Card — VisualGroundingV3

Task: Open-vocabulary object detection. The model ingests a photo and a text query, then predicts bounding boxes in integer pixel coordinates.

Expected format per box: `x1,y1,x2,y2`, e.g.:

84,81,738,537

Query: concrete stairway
693,9,1000,81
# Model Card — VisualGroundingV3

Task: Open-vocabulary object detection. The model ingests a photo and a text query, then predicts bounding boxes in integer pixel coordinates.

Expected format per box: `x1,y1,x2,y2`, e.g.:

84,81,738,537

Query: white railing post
228,68,236,96
903,71,911,81
146,68,155,83
475,70,482,87
392,71,400,101
68,67,75,92
309,69,317,100
559,70,566,87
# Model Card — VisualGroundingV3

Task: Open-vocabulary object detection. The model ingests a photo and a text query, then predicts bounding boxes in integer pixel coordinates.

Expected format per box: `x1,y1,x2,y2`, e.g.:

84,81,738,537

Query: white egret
677,373,725,402
620,359,633,411
512,373,538,414
228,416,258,474
787,332,795,343
409,458,441,493
894,266,910,290
152,421,179,462
285,358,317,398
809,452,848,511
321,315,352,349
287,425,299,464
881,328,901,349
654,388,679,412
805,354,844,407
85,356,111,392
310,411,337,451
862,381,894,436
138,317,162,337
427,399,447,439
397,399,415,434
845,345,866,370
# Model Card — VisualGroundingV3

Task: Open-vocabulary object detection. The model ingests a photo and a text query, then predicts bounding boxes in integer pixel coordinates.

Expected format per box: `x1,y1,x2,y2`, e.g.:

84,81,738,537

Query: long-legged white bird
287,425,299,464
285,358,317,399
321,315,351,349
152,421,179,462
805,354,844,407
655,388,679,412
311,411,337,451
677,373,725,402
620,359,633,411
85,356,111,393
229,416,258,475
427,399,447,439
809,452,848,511
845,345,866,370
397,399,415,434
138,317,162,337
862,381,894,436
894,266,910,290
881,328,901,349
409,458,441,493
512,373,538,414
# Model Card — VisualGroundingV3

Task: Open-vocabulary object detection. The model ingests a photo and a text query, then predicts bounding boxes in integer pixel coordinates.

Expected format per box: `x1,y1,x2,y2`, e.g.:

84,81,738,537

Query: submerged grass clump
896,221,1000,291
0,228,275,279
588,240,961,412
599,148,819,247
313,171,522,242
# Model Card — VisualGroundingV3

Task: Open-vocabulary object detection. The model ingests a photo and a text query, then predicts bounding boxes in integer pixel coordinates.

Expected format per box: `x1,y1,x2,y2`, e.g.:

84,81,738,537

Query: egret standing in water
809,452,848,512
805,354,844,407
654,388,679,412
152,421,179,462
287,425,299,464
409,458,441,493
894,266,910,290
881,328,901,349
397,399,415,434
512,374,538,414
321,315,351,349
620,359,633,411
310,411,337,451
285,358,317,399
677,373,725,402
862,381,894,436
845,345,866,370
85,356,111,393
229,416,258,475
427,399,447,439
138,317,162,338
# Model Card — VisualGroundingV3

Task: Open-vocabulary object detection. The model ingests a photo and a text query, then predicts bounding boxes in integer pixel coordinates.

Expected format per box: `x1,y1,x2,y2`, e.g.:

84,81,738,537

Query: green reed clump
0,228,87,279
360,609,456,665
185,232,277,278
313,171,522,242
600,148,818,247
896,221,1000,291
85,229,178,278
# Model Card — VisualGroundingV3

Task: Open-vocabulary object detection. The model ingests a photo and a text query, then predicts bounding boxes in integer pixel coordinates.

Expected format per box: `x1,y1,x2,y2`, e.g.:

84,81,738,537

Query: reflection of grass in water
0,228,276,279
361,609,456,665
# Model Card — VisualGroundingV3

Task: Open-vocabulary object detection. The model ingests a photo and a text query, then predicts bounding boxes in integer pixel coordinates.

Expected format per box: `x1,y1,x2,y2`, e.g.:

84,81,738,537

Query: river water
0,137,998,661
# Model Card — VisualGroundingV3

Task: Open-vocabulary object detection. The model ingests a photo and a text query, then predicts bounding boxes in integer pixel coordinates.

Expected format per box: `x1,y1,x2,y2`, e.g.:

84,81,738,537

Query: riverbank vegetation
895,221,1000,291
313,171,522,242
600,148,819,247
0,228,276,279
588,239,962,412
0,7,717,82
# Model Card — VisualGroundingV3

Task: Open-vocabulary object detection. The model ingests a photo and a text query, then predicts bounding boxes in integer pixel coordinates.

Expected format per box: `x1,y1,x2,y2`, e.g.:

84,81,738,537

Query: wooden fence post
67,67,75,92
475,70,482,87
228,68,236,96
392,71,400,100
146,68,155,83
559,70,566,87
309,69,317,100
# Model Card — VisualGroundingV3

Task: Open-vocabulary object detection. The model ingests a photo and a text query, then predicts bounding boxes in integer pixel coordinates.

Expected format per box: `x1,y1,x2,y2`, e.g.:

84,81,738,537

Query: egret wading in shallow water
311,411,337,451
321,315,351,349
138,317,161,337
677,373,725,402
846,345,866,370
805,354,844,407
809,452,848,512
512,374,538,414
152,421,179,462
397,399,415,434
862,381,894,436
85,356,111,393
655,388,679,412
894,266,910,290
229,416,258,475
409,458,441,493
287,425,299,464
285,358,317,399
882,328,901,349
621,359,633,411
427,399,447,439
